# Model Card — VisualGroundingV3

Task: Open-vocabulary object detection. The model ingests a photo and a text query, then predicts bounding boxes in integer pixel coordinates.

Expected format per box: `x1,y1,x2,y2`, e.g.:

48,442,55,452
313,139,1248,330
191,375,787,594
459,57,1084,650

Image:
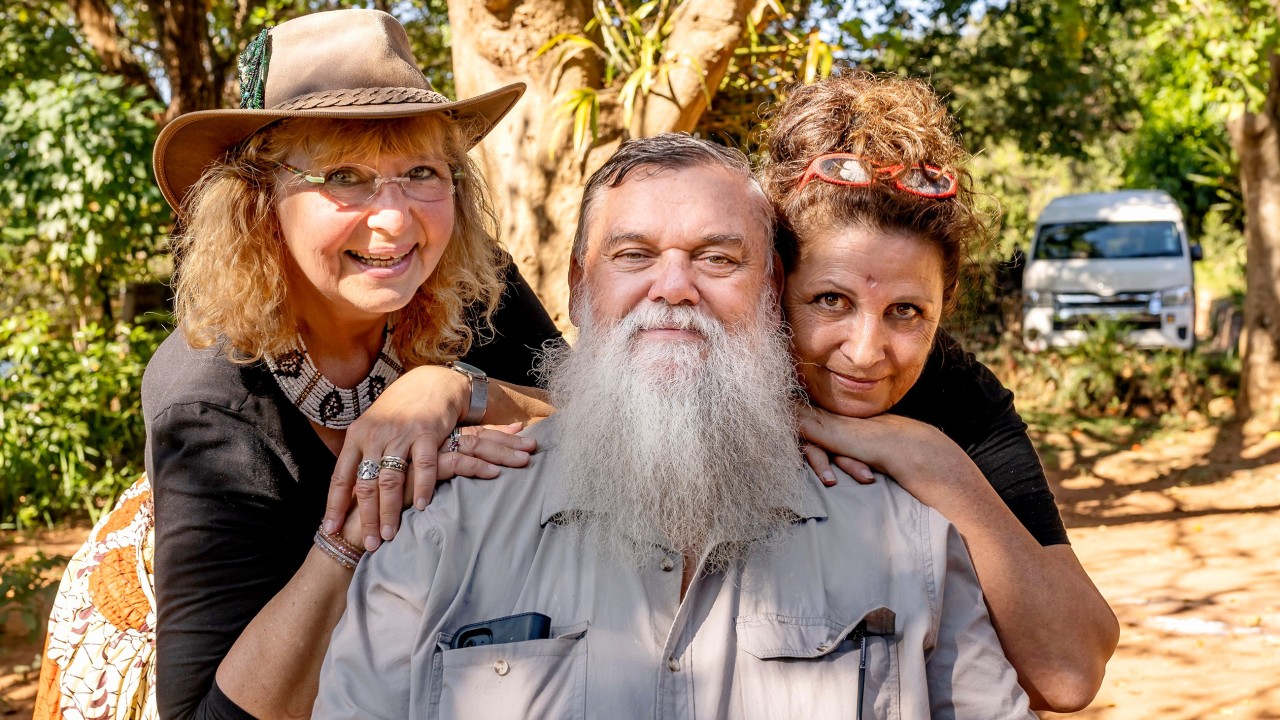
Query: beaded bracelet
314,526,366,570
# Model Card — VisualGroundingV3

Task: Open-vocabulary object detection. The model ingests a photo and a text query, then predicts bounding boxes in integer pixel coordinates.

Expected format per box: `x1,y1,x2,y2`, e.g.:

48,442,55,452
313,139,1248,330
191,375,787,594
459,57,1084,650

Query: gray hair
571,133,776,265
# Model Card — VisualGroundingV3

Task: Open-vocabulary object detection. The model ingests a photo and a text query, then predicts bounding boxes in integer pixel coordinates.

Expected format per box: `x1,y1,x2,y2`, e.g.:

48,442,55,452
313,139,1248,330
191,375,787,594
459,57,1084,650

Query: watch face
450,360,487,379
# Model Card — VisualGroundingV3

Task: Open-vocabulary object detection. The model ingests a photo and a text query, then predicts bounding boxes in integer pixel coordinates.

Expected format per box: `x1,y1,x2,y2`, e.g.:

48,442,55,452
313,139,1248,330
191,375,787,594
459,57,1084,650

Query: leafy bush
983,317,1239,419
0,310,166,529
0,65,168,332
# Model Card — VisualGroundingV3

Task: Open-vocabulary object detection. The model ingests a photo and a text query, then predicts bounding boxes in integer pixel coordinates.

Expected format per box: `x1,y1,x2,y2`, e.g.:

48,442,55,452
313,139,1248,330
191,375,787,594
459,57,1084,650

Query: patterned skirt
33,475,157,720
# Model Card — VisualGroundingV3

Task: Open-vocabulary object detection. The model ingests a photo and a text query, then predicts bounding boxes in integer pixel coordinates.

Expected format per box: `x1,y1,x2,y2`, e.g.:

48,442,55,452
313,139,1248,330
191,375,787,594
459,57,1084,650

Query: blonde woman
37,10,556,720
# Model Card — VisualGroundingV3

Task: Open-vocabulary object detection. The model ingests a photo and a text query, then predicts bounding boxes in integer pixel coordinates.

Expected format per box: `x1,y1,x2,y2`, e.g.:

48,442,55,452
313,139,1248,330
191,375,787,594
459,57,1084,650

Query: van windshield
1033,221,1183,260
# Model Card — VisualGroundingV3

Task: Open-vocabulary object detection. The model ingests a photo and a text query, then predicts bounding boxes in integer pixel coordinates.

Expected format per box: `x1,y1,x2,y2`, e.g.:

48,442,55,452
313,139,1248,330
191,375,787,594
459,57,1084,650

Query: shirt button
667,656,681,672
494,659,510,676
659,557,675,571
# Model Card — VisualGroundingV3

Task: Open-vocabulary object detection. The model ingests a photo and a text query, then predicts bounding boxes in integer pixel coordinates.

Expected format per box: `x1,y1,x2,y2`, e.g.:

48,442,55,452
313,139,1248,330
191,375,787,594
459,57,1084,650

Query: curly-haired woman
38,10,560,720
761,71,1119,712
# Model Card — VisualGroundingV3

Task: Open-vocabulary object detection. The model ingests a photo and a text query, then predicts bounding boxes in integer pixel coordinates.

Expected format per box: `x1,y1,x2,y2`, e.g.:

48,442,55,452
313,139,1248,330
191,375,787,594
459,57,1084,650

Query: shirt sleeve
925,513,1038,719
893,331,1069,546
314,510,444,720
461,257,565,387
150,401,311,720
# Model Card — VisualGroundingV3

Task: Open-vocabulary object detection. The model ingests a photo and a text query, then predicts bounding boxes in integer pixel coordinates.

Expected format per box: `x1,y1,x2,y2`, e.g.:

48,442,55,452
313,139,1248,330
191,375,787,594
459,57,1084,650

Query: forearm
393,366,553,427
928,464,1118,711
215,548,354,720
485,380,553,425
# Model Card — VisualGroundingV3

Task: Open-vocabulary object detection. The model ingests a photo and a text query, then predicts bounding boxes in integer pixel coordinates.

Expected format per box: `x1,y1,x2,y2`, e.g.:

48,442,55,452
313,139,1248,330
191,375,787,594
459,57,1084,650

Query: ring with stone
356,459,381,481
379,455,409,473
444,428,462,454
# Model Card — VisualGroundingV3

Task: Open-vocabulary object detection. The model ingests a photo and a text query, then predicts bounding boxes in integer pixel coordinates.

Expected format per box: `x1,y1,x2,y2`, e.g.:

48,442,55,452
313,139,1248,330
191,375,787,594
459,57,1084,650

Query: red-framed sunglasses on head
798,153,958,199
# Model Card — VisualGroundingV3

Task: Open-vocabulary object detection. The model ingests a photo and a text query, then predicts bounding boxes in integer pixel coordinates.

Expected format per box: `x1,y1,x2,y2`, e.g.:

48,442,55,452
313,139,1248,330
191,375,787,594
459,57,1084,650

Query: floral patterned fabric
34,475,157,720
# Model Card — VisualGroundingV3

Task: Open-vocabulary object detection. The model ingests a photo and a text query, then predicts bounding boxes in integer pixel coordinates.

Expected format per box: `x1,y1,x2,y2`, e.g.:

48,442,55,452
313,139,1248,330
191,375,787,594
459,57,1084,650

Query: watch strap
448,361,489,425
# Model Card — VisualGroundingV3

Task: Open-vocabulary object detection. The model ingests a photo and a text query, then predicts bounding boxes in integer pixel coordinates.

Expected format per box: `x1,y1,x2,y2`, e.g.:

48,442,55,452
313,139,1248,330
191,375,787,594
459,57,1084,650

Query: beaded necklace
265,332,404,429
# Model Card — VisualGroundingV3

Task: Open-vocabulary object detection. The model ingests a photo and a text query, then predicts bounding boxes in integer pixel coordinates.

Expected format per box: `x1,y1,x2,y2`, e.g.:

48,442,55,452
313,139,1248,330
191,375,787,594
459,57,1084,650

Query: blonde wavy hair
172,115,505,366
761,70,991,316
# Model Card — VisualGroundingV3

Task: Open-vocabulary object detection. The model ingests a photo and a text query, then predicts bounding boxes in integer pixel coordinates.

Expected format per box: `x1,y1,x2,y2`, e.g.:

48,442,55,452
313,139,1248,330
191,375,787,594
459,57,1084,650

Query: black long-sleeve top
147,264,562,720
892,330,1068,546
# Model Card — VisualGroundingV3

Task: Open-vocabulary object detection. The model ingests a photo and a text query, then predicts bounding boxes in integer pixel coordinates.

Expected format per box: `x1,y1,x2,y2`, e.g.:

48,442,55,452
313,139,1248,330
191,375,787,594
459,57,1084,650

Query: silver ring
379,455,409,473
444,428,462,454
356,459,381,481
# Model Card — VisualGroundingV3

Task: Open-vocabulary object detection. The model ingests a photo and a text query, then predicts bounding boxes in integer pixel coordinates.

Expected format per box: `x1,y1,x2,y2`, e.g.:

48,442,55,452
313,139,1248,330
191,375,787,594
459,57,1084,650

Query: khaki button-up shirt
315,417,1035,719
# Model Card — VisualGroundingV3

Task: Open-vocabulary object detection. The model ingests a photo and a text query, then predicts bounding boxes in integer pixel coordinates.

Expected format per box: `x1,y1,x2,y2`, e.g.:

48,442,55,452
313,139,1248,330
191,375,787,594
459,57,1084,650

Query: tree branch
633,0,755,135
68,0,160,102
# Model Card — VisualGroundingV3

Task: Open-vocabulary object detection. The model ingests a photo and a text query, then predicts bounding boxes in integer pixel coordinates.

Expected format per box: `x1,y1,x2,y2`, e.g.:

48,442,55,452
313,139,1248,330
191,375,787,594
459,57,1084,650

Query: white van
1022,190,1201,352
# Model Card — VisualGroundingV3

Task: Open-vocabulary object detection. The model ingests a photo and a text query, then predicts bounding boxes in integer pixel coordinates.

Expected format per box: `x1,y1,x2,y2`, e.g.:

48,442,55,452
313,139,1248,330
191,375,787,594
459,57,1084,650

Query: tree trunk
449,0,606,328
632,0,756,135
148,0,220,120
450,0,756,326
1229,51,1280,431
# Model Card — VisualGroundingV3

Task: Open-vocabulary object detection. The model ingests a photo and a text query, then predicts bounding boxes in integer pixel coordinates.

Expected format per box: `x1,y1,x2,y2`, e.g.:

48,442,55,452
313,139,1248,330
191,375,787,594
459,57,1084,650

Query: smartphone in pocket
451,612,552,649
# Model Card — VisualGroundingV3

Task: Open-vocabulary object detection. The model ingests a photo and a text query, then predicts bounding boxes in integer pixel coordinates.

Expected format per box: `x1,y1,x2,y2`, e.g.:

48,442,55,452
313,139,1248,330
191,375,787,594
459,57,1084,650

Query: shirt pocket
735,608,900,720
430,622,588,720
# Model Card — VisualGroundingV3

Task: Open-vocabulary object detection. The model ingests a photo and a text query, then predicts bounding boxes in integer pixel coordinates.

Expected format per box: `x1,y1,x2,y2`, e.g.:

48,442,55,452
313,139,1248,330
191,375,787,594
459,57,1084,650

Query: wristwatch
447,361,489,425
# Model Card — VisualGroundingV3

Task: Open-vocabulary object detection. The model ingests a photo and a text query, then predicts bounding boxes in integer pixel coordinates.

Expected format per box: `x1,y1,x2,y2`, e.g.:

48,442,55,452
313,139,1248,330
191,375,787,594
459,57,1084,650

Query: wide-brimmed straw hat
153,9,525,214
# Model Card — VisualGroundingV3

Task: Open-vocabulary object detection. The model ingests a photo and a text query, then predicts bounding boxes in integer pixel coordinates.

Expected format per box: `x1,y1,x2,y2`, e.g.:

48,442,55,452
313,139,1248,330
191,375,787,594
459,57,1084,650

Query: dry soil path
1039,422,1280,719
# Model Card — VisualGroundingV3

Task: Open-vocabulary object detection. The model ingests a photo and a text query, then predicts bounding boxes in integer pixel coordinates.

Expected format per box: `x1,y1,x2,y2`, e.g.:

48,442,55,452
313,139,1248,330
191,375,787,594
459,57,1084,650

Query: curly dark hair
760,70,989,315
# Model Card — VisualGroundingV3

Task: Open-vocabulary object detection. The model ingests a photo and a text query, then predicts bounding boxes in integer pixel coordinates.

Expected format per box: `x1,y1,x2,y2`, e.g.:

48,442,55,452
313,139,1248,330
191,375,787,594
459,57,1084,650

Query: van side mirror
1190,244,1204,262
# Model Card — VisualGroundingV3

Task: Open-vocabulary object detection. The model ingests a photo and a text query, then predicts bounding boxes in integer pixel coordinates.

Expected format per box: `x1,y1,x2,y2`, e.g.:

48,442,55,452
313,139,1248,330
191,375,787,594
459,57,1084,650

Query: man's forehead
588,165,770,250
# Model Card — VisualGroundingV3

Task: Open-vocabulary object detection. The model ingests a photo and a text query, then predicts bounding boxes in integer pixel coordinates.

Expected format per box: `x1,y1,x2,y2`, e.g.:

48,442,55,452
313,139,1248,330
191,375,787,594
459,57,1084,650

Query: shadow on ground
1036,419,1280,720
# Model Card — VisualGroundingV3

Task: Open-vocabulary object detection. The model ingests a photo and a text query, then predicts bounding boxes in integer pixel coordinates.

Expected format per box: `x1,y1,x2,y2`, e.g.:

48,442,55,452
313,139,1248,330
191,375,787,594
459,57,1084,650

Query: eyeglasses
277,160,459,206
797,153,958,199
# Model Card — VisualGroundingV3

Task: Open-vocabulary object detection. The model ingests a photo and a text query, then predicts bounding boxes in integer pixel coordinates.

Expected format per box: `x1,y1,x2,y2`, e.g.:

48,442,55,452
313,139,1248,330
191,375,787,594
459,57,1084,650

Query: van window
1033,221,1182,260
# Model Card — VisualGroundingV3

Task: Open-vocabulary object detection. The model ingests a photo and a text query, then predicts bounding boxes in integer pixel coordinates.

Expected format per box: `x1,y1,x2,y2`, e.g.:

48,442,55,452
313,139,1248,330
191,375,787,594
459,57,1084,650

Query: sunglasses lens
898,167,956,197
820,157,872,184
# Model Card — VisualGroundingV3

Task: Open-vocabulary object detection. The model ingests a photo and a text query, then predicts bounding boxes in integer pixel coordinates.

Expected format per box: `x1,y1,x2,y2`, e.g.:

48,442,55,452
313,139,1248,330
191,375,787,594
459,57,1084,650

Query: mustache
618,301,723,337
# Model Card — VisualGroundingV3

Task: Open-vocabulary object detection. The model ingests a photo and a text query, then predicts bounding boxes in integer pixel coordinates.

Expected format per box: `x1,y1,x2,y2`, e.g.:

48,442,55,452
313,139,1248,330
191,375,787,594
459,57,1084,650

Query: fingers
438,451,503,481
477,421,532,439
803,445,838,486
455,428,533,467
346,426,535,535
411,438,441,513
324,442,364,535
803,443,876,486
463,424,537,451
353,461,384,552
432,439,502,481
798,413,839,447
377,448,410,544
835,456,877,484
409,436,439,512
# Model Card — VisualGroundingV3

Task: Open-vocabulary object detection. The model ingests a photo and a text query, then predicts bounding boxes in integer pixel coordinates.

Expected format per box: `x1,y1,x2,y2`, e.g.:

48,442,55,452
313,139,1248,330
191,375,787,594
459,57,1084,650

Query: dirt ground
1038,419,1280,720
2,419,1279,718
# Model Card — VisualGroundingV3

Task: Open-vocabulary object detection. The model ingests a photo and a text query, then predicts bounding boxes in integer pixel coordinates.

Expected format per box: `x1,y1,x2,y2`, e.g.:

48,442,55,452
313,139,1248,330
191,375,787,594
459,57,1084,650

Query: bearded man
314,134,1035,720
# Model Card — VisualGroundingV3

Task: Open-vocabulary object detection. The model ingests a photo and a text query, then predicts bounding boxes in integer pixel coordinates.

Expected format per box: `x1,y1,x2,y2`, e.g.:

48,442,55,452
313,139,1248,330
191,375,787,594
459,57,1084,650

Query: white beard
541,290,804,571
